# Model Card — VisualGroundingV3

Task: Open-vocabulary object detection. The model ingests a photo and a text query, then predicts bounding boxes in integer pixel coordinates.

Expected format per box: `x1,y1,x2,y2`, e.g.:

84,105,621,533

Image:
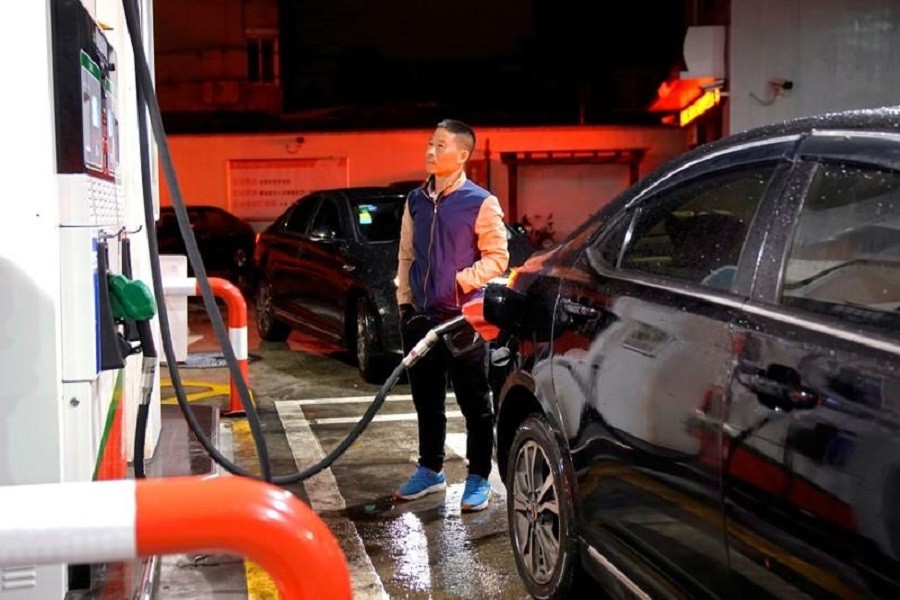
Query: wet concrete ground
156,299,530,599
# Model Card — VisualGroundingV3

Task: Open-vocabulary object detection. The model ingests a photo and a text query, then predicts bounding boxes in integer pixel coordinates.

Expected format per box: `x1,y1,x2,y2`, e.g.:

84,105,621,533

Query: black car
254,186,533,383
483,106,900,599
156,205,256,288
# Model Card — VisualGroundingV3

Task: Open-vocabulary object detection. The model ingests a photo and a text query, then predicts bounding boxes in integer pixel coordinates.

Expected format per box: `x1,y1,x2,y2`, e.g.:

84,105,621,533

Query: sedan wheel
255,278,290,342
355,297,381,383
508,415,582,599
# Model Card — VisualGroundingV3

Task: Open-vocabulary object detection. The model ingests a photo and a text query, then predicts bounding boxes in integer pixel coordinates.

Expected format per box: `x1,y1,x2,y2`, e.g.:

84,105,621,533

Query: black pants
401,313,494,478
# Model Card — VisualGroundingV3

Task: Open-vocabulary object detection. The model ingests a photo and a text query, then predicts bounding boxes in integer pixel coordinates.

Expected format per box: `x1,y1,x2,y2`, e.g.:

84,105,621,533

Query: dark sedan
253,185,534,383
156,205,256,288
483,106,900,599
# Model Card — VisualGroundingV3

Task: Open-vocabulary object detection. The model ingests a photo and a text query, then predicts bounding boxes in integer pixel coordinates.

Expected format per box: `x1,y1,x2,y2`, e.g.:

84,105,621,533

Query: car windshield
353,197,404,242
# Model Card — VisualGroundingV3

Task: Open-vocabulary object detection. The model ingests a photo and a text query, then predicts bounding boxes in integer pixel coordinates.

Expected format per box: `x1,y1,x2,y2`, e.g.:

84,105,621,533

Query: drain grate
181,352,261,368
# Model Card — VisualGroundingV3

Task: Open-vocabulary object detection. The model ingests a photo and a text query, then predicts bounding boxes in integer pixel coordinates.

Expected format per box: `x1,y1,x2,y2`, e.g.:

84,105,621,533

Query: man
394,119,509,512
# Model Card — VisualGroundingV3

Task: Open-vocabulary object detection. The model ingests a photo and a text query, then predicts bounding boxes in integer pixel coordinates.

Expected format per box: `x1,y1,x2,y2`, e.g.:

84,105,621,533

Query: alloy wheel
355,298,377,382
511,439,561,585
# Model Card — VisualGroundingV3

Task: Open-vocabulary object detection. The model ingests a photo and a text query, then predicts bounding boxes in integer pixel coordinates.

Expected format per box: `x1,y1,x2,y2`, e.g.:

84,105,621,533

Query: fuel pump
0,0,159,597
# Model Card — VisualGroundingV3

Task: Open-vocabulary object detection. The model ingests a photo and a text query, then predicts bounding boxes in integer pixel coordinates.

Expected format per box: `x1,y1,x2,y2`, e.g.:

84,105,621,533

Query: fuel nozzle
401,315,468,367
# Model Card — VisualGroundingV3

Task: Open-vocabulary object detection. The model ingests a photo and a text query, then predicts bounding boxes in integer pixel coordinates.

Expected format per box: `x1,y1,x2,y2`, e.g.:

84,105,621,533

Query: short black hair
436,119,475,154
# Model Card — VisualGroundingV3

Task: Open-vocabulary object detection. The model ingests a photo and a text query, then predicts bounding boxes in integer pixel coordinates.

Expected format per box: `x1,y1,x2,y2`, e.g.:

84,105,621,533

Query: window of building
246,34,278,83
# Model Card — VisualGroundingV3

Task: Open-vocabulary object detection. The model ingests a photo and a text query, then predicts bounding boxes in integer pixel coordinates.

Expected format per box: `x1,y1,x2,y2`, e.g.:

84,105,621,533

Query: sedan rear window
781,161,900,324
355,199,404,242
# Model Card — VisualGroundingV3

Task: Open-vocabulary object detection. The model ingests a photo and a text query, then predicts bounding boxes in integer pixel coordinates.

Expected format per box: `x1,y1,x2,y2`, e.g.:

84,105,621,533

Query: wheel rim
356,301,371,372
256,282,272,333
511,439,561,585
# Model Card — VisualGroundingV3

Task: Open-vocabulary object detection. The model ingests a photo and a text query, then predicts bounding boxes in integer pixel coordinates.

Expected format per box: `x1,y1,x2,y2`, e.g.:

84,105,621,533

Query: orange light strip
679,89,722,127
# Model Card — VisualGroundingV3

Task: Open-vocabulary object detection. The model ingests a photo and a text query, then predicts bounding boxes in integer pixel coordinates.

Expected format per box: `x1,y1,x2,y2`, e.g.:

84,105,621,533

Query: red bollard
163,276,250,417
0,476,353,600
206,277,250,417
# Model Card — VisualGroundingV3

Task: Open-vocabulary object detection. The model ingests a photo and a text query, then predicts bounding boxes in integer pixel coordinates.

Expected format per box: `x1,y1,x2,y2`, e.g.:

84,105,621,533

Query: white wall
730,0,900,133
161,125,688,239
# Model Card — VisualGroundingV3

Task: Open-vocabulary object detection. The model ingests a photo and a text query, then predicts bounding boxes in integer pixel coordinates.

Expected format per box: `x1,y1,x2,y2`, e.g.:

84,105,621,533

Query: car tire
355,297,382,383
255,277,290,342
507,415,584,600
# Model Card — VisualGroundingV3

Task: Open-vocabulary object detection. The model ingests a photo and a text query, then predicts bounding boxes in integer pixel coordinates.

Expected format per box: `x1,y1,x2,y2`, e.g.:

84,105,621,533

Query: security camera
769,78,794,91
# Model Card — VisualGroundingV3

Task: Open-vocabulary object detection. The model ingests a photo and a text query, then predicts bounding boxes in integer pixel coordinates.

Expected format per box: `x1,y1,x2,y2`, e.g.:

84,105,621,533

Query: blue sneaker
394,464,446,500
461,474,492,512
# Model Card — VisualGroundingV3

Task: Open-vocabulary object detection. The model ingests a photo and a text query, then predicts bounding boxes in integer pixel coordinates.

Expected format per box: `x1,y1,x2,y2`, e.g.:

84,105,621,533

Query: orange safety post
136,476,351,599
163,276,250,416
205,277,250,417
0,476,352,600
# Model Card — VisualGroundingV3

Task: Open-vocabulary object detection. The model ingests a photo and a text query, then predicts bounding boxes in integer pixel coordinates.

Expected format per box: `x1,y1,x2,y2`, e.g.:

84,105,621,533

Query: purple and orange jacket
396,173,509,319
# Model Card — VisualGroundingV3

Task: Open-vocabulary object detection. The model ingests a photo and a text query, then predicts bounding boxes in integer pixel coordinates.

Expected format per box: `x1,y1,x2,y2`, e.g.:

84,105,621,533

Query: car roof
614,105,900,206
683,105,900,163
317,186,408,199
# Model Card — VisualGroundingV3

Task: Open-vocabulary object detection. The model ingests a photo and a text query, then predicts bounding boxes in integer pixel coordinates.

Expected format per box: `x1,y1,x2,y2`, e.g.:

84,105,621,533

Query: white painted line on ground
274,401,388,600
297,395,412,405
275,402,345,512
311,411,462,425
296,393,456,405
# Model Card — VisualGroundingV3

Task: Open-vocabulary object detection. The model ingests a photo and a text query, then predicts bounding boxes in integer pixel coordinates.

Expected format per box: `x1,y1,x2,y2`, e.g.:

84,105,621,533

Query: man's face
425,127,468,177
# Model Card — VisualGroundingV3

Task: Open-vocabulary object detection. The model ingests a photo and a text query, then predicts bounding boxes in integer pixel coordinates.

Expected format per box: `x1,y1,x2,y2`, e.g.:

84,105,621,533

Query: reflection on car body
484,106,900,599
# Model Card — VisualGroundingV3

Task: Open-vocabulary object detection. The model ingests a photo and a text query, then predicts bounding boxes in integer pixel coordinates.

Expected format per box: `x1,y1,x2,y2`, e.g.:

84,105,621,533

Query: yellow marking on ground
245,560,279,599
229,419,279,598
160,380,231,404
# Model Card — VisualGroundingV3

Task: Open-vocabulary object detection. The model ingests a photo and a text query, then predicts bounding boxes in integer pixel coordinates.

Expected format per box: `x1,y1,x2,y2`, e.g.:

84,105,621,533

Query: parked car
156,205,256,289
254,185,533,383
482,106,900,599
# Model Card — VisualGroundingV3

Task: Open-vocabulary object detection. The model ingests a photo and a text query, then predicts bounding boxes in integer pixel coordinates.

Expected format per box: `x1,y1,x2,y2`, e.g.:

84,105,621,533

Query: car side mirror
483,282,528,337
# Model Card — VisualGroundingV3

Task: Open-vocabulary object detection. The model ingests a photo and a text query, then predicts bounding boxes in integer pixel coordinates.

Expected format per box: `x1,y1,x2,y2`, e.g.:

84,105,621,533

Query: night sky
278,1,687,129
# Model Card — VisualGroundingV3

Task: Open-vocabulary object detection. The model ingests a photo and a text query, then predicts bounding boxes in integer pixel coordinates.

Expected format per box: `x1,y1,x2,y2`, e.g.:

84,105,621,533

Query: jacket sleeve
456,195,509,294
396,200,414,306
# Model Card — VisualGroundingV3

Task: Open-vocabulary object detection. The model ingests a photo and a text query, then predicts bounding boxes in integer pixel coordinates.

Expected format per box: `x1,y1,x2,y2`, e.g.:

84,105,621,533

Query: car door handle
560,298,599,318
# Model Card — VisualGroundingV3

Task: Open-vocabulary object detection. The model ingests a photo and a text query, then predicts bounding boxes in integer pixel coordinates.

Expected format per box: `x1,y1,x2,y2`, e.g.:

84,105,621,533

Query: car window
355,198,403,242
619,164,777,290
781,160,900,323
310,198,342,239
284,196,319,234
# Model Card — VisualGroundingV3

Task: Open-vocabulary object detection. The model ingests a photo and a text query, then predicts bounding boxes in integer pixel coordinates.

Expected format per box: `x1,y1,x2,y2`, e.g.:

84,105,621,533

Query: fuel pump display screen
51,0,116,180
80,51,103,171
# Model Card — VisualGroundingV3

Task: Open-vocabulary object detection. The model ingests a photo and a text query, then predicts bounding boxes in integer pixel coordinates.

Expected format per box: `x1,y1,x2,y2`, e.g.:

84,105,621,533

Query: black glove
399,303,416,323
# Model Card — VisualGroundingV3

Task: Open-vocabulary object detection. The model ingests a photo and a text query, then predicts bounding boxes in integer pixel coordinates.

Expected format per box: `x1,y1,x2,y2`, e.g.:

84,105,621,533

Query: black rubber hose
122,0,430,485
123,0,272,481
132,319,156,479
